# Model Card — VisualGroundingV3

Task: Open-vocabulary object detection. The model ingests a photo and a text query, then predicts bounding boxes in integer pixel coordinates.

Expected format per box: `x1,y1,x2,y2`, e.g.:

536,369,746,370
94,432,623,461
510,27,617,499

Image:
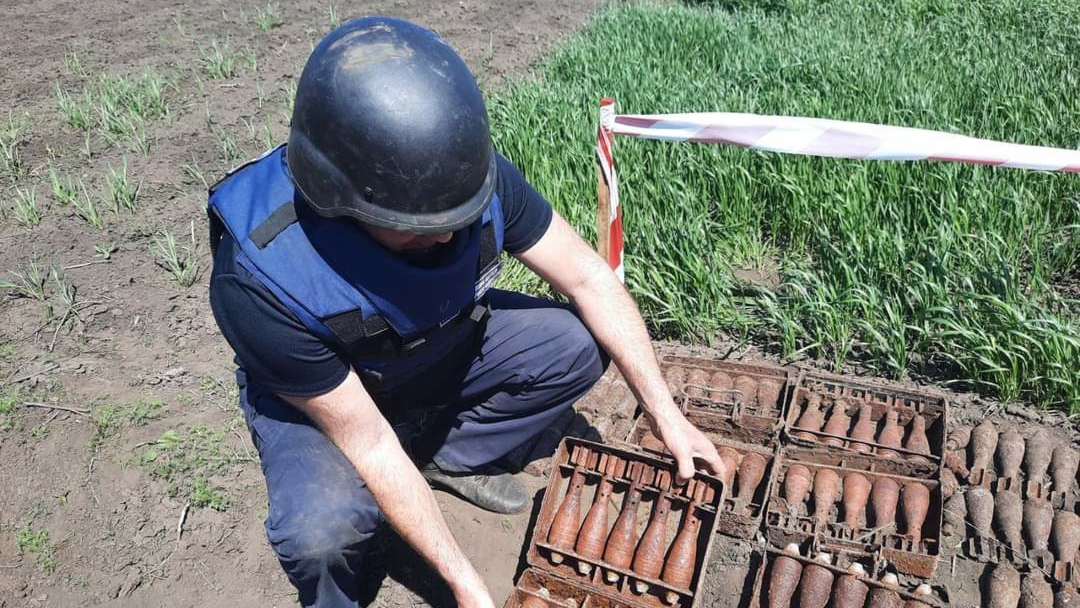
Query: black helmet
287,17,496,234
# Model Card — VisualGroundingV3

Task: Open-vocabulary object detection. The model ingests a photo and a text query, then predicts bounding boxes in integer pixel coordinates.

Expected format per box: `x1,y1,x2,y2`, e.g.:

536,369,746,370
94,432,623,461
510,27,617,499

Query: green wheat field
491,0,1080,409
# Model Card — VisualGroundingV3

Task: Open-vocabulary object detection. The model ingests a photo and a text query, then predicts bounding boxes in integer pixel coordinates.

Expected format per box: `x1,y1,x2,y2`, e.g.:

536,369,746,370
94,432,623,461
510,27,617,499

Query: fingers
674,452,696,485
697,445,726,480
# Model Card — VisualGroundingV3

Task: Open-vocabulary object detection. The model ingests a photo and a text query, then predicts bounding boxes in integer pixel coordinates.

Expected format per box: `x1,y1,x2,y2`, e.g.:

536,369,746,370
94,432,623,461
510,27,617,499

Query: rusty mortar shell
793,394,826,441
783,464,813,515
664,366,687,396
733,375,759,406
994,490,1024,549
797,553,835,608
1051,445,1078,494
1023,429,1054,485
767,543,803,608
684,369,710,399
942,491,967,537
735,452,767,508
718,446,742,491
996,428,1026,481
832,562,870,608
970,419,999,477
901,482,930,544
756,378,783,408
905,415,933,463
870,477,901,530
866,571,902,608
876,409,904,459
842,472,871,529
710,370,734,400
966,486,994,538
1052,510,1080,564
947,424,972,453
1020,572,1054,608
821,398,852,447
547,467,586,564
1023,498,1054,554
811,468,841,526
987,562,1022,608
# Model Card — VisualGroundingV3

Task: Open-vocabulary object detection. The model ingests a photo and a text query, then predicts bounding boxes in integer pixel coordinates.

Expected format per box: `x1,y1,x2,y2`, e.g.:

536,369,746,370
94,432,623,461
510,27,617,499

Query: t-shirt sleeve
209,241,350,397
494,151,553,254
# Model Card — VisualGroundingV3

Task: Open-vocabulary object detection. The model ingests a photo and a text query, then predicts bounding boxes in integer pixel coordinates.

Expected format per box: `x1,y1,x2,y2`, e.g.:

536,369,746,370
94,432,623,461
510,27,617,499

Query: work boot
421,463,530,514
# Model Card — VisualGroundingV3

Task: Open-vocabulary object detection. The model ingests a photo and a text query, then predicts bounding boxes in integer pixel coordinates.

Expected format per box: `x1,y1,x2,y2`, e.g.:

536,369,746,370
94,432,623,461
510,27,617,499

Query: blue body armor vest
207,146,505,362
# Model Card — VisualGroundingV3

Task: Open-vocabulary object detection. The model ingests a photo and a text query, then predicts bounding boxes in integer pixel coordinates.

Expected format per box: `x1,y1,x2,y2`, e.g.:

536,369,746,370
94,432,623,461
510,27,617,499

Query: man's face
361,224,454,252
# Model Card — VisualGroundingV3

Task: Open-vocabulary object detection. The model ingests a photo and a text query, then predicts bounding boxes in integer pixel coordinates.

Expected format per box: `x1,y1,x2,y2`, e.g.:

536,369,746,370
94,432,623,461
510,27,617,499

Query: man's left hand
648,408,727,485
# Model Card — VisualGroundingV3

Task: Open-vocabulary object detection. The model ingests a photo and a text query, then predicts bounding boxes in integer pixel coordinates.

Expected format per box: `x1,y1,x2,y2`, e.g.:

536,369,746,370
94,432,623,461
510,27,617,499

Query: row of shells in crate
530,441,724,608
943,484,1080,586
751,543,946,608
945,421,1078,509
662,359,786,410
784,374,946,478
767,460,940,578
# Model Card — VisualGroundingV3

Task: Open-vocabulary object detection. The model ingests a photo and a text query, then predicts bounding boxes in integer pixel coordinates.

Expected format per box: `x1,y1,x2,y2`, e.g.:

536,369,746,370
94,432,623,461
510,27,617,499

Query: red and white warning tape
595,101,1080,279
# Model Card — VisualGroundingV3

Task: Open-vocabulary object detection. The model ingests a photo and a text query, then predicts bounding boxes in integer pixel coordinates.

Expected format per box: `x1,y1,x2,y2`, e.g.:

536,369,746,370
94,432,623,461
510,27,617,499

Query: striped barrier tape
595,101,1080,279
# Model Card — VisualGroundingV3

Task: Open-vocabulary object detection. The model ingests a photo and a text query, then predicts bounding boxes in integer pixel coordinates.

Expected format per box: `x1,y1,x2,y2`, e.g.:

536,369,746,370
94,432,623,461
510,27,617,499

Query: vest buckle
401,336,427,354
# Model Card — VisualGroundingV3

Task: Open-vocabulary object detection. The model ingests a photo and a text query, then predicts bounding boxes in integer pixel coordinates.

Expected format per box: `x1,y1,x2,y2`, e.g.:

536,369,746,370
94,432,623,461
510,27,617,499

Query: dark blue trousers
238,291,606,608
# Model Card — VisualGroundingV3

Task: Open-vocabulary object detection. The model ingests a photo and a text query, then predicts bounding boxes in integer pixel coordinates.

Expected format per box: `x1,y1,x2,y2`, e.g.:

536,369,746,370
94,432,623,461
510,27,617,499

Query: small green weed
55,85,94,131
136,423,250,510
106,158,139,213
63,48,87,76
72,179,103,229
211,125,246,163
0,390,19,431
129,398,165,425
12,186,41,228
198,40,238,79
252,3,283,31
328,5,340,29
16,527,58,572
191,478,229,510
51,267,77,308
282,80,297,123
48,164,78,206
55,68,169,152
150,223,200,287
181,157,209,189
0,260,49,300
94,242,118,260
0,112,27,180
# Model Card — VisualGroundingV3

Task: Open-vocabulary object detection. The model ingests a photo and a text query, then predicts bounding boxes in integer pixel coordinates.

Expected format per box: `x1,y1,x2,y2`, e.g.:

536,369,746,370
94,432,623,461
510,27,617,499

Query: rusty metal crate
511,438,724,608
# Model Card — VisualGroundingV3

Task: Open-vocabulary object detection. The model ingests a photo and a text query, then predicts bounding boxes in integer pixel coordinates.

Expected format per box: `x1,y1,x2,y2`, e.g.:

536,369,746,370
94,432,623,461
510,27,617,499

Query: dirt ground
0,1,609,606
2,0,1078,607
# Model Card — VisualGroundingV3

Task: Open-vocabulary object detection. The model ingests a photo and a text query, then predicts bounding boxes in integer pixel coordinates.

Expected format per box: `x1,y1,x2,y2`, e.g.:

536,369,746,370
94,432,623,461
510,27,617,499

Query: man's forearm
566,263,679,422
333,421,487,598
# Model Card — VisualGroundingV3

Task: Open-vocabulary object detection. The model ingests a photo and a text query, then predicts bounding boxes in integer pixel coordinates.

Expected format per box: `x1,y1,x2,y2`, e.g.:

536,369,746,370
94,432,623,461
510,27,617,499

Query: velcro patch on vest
475,261,501,299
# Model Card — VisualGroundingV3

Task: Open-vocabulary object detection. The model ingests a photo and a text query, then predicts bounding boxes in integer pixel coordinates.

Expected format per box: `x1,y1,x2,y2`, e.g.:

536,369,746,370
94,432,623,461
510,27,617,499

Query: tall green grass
489,0,1080,409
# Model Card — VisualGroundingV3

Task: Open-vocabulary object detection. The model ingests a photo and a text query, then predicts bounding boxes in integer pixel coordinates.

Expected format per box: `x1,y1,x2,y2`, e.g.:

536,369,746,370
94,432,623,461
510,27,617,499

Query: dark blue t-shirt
209,152,553,397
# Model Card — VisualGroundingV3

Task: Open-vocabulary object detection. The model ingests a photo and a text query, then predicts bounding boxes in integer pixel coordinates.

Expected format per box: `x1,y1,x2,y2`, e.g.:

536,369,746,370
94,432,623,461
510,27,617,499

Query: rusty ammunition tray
661,356,791,446
784,370,947,479
961,526,1078,589
747,547,949,608
518,437,724,608
765,458,942,578
504,568,629,608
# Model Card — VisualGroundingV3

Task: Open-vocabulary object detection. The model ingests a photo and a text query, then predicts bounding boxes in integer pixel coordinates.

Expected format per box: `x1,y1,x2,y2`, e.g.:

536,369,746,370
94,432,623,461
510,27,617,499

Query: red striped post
596,98,624,281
